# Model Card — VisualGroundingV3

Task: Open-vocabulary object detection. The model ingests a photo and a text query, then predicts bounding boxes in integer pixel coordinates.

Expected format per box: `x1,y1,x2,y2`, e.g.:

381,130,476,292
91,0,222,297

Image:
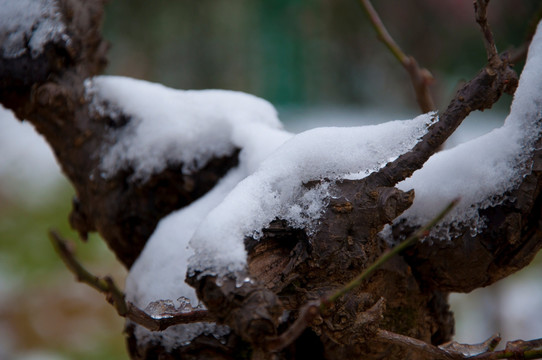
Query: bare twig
474,0,500,66
264,301,321,352
508,5,542,65
50,230,124,301
50,230,215,331
376,329,460,360
440,334,502,357
376,331,542,360
470,338,542,359
358,0,435,112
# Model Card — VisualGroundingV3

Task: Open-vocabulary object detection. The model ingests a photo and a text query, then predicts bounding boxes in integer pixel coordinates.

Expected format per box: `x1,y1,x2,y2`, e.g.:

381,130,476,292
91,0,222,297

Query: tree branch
376,329,460,360
0,0,239,268
3,1,541,358
370,51,517,188
323,198,459,306
469,338,542,360
264,301,321,352
50,230,215,331
259,199,458,352
377,331,542,360
358,0,435,113
474,0,500,66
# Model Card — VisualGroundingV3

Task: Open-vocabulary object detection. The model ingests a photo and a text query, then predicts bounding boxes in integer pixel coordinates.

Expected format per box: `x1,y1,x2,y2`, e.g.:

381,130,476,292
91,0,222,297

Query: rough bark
1,1,541,359
400,145,542,292
0,0,239,268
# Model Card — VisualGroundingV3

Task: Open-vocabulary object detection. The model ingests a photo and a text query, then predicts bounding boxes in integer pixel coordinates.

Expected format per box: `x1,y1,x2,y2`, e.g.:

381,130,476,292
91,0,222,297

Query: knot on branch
187,274,283,347
321,296,386,346
456,55,518,114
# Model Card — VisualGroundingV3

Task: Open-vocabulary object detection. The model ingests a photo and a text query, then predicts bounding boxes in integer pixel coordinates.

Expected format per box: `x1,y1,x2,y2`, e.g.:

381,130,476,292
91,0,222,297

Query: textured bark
239,181,455,359
0,0,239,268
400,144,542,292
1,1,541,359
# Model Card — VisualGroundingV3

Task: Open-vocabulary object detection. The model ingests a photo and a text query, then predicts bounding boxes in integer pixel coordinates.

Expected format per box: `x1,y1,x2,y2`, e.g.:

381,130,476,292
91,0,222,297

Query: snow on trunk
123,18,542,349
85,76,288,180
187,113,436,276
121,80,434,345
395,20,542,238
0,0,67,58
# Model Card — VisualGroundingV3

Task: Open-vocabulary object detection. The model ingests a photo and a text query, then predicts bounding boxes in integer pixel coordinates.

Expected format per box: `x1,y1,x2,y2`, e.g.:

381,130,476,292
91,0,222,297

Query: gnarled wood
1,1,541,359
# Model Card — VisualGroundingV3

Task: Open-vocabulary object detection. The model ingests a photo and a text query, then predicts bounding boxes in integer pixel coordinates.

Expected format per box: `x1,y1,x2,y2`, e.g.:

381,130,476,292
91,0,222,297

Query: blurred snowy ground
0,107,64,206
0,106,128,359
0,104,540,358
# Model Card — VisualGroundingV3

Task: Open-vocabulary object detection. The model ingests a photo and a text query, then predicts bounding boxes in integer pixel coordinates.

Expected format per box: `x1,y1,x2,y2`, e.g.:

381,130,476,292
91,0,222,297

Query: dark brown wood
1,1,541,359
0,0,239,268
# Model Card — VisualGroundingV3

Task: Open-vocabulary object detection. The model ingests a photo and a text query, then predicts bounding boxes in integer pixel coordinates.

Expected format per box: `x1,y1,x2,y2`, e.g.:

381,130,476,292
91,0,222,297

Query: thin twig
440,334,501,357
376,331,542,360
376,329,460,360
358,0,406,64
49,230,215,331
474,0,500,66
470,338,542,359
50,230,118,295
322,198,460,308
358,0,435,112
264,301,321,352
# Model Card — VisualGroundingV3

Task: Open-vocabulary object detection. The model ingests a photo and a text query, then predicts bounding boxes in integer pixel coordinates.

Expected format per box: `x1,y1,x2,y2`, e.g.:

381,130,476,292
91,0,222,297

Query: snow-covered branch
1,0,541,359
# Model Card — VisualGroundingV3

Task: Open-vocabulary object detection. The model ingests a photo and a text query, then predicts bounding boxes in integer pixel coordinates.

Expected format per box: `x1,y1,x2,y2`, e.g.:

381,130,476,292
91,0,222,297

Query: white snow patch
188,113,436,275
126,168,246,309
125,169,246,348
0,105,63,205
125,20,542,347
85,76,288,180
123,80,434,347
280,105,504,147
0,0,67,58
395,21,542,237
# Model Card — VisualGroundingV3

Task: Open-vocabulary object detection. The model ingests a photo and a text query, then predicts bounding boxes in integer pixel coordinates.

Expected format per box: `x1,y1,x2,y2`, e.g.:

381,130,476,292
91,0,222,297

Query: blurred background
1,0,541,358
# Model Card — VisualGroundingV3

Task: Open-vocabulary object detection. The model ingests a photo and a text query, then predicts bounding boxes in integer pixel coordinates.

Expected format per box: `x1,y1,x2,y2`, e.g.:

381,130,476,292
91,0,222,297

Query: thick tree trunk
1,1,541,359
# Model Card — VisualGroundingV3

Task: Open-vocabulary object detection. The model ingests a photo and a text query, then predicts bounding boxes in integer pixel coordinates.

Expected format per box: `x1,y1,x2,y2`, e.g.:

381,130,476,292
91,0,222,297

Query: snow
119,78,434,346
0,5,539,348
280,105,504,149
86,76,288,179
109,81,291,346
0,0,67,58
395,20,542,237
123,19,542,349
188,113,436,275
124,167,248,347
0,105,63,205
126,168,246,309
